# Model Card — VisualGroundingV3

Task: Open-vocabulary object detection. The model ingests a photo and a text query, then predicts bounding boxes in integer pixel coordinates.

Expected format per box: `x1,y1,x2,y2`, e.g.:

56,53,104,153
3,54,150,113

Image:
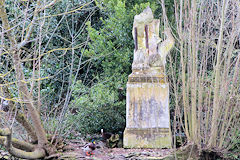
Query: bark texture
0,128,46,159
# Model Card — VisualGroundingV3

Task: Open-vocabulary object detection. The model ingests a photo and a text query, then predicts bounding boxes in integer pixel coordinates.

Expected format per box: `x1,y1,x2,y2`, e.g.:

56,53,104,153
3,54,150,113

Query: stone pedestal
123,73,172,148
123,6,174,148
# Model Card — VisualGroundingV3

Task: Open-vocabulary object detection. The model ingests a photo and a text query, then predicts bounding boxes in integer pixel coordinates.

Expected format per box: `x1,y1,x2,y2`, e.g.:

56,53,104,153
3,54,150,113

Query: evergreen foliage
68,0,160,134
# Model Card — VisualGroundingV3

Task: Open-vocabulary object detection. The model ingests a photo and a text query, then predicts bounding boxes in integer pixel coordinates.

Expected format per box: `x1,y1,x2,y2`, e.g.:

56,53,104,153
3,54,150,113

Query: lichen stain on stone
133,100,139,128
126,83,169,129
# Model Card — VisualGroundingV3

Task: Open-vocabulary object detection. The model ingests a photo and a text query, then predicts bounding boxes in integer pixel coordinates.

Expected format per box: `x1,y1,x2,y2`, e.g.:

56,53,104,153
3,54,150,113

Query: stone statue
124,7,174,148
132,6,174,76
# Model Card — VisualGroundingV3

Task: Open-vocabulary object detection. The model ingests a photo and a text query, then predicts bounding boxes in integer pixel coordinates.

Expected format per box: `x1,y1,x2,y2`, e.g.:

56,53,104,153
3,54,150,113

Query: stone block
124,128,172,148
123,81,172,148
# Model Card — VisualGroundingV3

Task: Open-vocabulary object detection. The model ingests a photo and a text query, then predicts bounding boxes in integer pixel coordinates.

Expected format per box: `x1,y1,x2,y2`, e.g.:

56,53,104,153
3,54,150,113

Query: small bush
69,80,125,134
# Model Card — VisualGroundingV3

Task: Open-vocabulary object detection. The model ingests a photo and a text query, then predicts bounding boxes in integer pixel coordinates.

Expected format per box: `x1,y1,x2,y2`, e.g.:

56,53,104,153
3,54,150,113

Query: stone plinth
123,6,174,149
123,74,172,148
124,128,171,148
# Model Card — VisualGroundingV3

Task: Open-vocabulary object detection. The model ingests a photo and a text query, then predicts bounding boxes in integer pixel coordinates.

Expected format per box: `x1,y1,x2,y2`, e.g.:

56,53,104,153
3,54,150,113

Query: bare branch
17,0,59,50
39,0,58,12
0,0,17,47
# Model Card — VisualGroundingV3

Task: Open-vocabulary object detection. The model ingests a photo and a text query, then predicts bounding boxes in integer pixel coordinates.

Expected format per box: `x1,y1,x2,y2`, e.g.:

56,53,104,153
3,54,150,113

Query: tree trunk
12,52,48,147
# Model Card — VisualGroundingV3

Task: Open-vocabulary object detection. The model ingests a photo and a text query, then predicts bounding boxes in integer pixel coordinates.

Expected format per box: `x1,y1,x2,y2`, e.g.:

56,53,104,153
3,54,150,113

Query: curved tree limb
0,136,35,152
8,147,46,160
0,128,46,159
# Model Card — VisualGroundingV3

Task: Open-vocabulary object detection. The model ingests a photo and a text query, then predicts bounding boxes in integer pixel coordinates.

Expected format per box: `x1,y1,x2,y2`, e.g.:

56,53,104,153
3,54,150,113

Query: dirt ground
0,140,174,160
59,140,174,160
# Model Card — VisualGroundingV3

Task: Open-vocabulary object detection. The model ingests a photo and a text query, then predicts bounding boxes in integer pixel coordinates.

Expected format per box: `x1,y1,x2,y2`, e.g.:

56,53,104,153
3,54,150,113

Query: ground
57,140,174,160
0,135,175,160
0,140,227,160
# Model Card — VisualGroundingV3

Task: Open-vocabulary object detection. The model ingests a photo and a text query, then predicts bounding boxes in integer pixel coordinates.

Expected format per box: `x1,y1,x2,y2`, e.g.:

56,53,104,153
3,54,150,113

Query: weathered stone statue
123,7,174,148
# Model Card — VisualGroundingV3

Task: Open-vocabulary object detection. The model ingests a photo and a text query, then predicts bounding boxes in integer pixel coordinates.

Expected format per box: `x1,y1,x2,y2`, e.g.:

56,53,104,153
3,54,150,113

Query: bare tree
0,0,93,159
167,0,240,154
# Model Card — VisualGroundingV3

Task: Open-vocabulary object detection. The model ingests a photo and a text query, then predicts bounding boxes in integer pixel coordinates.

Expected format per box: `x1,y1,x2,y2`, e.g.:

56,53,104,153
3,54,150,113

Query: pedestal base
124,128,172,148
124,80,172,148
